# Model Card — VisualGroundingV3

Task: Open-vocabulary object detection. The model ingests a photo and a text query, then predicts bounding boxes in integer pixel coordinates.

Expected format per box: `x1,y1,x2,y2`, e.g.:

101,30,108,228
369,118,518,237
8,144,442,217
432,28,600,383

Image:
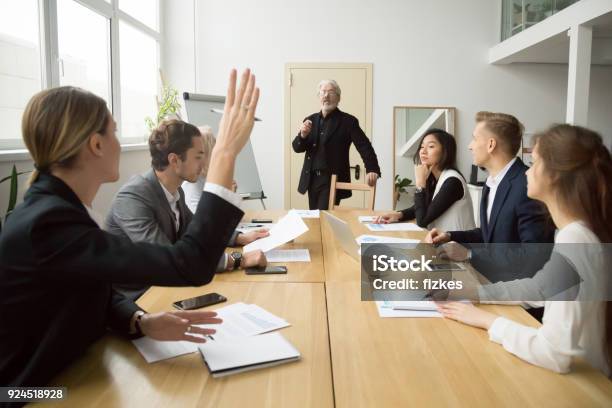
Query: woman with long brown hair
436,124,612,376
0,69,260,387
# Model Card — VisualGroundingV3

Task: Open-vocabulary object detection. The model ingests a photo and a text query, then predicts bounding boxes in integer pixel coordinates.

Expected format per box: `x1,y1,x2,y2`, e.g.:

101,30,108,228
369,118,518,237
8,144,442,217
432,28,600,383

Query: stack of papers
198,332,301,378
264,249,311,262
366,223,424,232
244,213,309,253
288,209,320,218
375,301,441,318
132,302,290,362
132,337,199,363
194,302,290,341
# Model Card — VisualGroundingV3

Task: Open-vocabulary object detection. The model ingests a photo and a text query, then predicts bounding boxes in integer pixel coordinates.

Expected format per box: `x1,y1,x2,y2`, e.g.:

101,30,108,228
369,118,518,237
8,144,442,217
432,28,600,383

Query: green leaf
0,171,30,185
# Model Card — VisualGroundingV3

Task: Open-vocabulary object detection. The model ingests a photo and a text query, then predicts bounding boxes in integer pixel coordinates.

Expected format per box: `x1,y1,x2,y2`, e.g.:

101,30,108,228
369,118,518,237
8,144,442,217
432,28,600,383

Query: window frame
0,0,161,153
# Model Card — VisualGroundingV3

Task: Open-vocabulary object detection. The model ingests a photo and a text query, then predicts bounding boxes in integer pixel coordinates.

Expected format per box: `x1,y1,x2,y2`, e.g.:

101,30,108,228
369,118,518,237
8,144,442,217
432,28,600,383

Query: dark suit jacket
0,173,242,388
449,158,553,244
105,169,236,299
292,108,380,199
448,159,554,282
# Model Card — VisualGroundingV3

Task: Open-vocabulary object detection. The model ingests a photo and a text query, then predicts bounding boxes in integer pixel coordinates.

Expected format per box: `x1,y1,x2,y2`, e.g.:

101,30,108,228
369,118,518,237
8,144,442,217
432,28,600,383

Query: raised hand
207,69,260,189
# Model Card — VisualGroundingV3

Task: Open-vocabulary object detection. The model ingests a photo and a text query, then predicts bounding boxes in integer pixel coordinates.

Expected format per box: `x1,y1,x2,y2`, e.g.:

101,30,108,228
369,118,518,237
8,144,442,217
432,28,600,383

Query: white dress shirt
182,175,206,214
159,181,181,232
486,221,609,376
485,157,516,222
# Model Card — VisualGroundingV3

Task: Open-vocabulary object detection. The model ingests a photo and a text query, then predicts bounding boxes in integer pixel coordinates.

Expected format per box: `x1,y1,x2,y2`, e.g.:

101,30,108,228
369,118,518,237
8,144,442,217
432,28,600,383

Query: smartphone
430,263,466,271
251,218,273,223
172,292,227,310
245,266,288,275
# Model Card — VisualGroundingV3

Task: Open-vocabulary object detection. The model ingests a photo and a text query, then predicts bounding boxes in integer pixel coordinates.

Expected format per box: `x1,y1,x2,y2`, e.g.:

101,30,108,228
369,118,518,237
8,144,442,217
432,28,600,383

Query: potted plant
0,165,31,232
145,83,183,132
394,174,413,210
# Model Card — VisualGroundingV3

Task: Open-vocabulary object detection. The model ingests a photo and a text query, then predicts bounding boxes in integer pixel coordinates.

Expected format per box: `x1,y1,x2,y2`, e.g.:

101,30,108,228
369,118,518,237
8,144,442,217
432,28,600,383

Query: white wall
4,0,610,219
158,0,609,210
0,149,151,222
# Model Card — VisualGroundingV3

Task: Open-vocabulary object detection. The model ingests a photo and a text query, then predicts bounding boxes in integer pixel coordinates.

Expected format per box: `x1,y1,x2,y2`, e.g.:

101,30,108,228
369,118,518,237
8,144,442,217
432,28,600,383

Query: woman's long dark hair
412,128,465,195
534,124,612,375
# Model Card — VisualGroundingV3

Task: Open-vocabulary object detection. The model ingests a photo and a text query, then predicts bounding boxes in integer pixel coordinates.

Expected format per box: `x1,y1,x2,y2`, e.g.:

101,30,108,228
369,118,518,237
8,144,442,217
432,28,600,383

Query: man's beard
322,102,337,114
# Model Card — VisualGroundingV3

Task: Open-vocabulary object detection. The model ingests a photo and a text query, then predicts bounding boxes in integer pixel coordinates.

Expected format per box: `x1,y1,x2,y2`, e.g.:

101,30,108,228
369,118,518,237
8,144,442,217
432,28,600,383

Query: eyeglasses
319,90,338,97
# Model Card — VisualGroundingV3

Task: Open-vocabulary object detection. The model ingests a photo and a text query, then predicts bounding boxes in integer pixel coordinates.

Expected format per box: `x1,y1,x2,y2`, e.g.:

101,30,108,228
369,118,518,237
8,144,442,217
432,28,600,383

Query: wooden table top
38,282,333,408
215,210,326,283
38,210,612,407
320,210,612,407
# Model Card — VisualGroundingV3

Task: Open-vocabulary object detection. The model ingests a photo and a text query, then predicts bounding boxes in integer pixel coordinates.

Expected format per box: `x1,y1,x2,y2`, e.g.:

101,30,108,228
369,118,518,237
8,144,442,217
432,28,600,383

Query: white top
486,221,609,376
159,181,181,232
485,158,516,223
428,169,475,232
182,175,206,214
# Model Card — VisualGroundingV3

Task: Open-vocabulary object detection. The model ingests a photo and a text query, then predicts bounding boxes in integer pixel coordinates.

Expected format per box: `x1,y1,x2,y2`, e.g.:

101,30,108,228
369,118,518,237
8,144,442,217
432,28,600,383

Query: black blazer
449,158,553,244
292,109,381,200
449,159,554,282
0,173,242,388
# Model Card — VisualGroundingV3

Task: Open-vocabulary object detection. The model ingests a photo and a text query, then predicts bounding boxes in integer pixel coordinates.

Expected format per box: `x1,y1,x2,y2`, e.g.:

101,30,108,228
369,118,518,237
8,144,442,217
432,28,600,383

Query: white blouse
486,221,609,376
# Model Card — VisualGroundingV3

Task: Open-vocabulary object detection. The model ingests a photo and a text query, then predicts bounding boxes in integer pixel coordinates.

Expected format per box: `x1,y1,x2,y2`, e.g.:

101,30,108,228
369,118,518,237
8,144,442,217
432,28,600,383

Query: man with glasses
292,79,381,209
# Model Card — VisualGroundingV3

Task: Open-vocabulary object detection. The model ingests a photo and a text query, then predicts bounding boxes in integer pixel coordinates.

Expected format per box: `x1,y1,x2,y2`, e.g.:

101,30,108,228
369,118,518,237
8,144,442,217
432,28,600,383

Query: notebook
198,332,301,378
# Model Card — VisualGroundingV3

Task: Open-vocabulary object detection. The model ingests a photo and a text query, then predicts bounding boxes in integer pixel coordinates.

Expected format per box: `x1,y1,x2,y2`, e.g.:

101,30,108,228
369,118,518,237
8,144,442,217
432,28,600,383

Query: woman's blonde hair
22,86,110,185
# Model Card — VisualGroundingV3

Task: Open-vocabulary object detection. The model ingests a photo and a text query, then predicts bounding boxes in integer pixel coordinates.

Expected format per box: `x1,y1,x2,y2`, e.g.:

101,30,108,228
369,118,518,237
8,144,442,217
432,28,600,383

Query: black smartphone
251,218,273,223
245,266,288,275
172,292,227,310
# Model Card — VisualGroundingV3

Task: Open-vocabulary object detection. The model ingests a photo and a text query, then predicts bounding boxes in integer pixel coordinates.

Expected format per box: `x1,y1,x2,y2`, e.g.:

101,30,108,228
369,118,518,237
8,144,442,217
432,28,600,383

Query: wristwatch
230,251,242,270
133,310,146,336
415,186,425,194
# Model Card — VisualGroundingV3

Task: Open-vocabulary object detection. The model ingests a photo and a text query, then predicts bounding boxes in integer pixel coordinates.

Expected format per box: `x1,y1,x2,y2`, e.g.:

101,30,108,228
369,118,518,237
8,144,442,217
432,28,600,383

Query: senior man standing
292,80,381,209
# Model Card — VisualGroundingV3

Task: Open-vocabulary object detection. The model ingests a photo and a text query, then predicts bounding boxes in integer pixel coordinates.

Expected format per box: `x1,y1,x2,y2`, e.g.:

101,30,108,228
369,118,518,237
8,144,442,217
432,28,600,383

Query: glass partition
501,0,580,41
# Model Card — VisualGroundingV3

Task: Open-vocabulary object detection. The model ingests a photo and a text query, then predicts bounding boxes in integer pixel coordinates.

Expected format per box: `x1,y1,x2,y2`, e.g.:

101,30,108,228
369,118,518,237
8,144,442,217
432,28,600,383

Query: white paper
132,337,198,363
265,249,311,263
355,235,420,245
389,301,438,311
375,301,441,318
195,302,289,341
358,216,377,223
243,213,309,253
198,332,300,376
366,223,424,232
288,209,320,218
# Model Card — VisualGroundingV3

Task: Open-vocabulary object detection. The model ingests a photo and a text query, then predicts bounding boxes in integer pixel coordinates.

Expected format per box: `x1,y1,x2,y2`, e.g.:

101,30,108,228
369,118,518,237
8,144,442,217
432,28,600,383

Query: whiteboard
183,92,264,200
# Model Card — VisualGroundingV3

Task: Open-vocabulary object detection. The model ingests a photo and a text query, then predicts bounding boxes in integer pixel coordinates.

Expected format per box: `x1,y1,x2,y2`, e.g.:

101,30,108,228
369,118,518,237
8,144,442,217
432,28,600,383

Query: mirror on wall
393,106,456,210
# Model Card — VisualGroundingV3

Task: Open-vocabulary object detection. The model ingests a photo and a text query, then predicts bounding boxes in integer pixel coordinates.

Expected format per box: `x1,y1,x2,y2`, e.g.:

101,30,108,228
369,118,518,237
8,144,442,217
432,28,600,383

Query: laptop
323,212,360,261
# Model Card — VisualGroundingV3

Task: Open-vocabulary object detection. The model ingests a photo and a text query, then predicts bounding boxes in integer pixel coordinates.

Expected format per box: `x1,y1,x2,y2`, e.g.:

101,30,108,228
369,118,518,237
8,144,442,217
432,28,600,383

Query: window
58,0,112,107
0,0,160,150
0,0,42,149
119,0,159,31
119,21,159,142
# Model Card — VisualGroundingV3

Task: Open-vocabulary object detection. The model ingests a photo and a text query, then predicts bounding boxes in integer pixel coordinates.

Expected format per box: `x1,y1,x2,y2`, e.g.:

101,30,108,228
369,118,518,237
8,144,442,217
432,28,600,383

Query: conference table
37,210,612,407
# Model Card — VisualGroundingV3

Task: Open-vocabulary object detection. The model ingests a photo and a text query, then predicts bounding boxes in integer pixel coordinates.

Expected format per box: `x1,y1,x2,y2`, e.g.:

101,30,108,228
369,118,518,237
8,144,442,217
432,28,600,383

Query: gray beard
321,104,337,115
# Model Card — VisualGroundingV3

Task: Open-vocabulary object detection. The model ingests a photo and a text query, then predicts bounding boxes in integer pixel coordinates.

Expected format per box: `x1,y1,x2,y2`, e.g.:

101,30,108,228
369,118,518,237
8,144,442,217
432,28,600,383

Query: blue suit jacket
450,158,553,244
449,159,554,282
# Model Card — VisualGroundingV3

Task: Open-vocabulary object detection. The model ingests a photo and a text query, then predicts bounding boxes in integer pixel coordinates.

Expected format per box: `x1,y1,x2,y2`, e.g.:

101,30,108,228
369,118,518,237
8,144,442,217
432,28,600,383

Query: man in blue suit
426,111,554,283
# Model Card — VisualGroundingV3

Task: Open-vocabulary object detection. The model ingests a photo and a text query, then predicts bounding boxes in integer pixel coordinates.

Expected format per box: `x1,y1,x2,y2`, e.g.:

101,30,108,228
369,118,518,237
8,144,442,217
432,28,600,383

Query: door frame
283,62,373,209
